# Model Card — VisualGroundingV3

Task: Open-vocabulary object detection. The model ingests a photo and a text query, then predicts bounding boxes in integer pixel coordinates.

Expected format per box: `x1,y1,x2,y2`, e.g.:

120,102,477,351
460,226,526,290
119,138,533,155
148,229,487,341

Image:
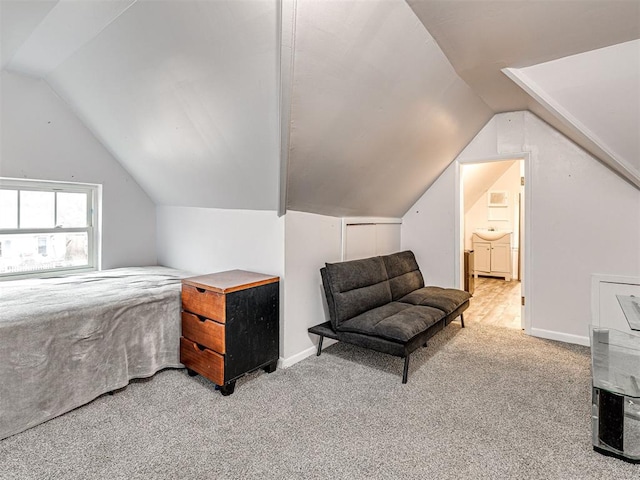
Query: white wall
0,71,156,268
402,164,457,287
524,113,640,342
282,211,342,364
403,111,640,344
156,206,284,277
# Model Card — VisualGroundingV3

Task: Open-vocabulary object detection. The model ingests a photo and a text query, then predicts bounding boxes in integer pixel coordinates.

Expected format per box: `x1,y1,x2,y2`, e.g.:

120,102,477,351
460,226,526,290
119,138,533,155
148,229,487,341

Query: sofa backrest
322,256,392,330
381,251,425,301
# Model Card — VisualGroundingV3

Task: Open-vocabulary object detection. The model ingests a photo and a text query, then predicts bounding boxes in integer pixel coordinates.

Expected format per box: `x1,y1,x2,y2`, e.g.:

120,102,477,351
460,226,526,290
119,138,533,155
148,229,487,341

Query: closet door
344,222,401,261
345,224,377,261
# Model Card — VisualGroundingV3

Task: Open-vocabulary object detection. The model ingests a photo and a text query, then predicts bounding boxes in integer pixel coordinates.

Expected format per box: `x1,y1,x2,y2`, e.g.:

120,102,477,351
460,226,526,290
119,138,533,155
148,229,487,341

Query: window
0,178,100,279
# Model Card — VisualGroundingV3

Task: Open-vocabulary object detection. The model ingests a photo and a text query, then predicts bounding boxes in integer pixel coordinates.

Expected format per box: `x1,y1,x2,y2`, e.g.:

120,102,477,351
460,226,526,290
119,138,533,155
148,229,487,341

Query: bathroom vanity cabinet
472,232,512,281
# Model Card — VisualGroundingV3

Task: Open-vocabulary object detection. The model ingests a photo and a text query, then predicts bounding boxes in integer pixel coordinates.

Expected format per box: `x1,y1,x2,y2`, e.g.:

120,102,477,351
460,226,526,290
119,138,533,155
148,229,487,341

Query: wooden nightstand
180,270,279,395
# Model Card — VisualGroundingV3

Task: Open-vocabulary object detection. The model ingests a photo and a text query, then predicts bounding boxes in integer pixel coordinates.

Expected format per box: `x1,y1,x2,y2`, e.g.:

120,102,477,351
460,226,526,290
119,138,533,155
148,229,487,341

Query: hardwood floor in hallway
465,277,522,329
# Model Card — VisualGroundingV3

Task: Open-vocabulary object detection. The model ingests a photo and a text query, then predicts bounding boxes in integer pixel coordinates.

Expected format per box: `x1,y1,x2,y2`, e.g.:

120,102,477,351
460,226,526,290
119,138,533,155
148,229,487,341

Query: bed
0,266,190,440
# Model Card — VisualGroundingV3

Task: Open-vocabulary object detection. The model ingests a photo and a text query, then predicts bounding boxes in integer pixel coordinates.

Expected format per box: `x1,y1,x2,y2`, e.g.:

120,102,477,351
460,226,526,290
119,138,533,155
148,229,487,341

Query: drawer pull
181,312,225,354
195,343,206,351
181,284,225,323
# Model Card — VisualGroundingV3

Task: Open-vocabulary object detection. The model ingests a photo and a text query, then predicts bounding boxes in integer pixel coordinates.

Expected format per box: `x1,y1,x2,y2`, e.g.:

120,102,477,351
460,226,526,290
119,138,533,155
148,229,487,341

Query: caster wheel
219,381,236,396
187,369,197,377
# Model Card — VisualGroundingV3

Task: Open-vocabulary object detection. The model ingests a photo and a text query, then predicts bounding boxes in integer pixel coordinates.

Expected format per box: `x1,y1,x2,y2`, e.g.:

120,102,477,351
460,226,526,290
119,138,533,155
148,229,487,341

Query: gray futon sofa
309,250,470,383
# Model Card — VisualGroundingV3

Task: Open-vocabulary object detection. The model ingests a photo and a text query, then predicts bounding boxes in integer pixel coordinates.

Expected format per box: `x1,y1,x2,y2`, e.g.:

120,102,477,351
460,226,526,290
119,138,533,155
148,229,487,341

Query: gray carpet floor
1,321,638,479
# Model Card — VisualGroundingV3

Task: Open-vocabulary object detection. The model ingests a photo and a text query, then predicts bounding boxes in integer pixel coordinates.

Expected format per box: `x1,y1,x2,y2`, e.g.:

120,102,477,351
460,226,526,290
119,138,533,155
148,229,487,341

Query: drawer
180,337,224,385
182,311,225,354
182,284,226,322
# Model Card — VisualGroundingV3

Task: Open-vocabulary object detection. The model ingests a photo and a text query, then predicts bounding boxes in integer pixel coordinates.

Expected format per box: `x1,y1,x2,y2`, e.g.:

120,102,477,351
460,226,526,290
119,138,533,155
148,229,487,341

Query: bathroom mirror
488,190,508,207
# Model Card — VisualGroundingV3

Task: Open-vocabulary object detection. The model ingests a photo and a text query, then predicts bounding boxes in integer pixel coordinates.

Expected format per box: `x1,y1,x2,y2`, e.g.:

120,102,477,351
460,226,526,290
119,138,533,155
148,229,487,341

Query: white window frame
0,177,101,280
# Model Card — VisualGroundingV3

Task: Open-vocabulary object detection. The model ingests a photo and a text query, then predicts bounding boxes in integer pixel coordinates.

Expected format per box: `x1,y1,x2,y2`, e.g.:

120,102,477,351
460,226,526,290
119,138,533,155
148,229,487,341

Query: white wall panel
283,211,342,363
402,164,457,288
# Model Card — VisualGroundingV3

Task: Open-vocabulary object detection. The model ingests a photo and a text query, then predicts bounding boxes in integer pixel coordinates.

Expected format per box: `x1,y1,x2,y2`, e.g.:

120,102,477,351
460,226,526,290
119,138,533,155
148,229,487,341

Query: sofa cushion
399,286,471,315
381,251,425,300
339,302,444,343
324,256,392,328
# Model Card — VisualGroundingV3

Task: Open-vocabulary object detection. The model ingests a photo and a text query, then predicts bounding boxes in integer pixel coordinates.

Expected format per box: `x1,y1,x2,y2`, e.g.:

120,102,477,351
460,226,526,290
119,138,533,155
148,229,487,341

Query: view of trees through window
0,184,94,276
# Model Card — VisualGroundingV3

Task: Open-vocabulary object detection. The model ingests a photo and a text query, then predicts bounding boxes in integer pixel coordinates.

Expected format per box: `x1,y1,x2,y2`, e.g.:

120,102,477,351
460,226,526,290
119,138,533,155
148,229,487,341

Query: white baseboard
279,338,339,368
279,346,316,368
530,328,590,347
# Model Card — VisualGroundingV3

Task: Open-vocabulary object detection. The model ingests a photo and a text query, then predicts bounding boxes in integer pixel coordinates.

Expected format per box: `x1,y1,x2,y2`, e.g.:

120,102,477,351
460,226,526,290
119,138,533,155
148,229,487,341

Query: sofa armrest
320,267,338,330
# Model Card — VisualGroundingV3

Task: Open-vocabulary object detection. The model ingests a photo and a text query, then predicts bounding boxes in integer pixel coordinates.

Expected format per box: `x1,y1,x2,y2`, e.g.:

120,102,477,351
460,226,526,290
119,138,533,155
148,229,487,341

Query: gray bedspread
0,267,190,440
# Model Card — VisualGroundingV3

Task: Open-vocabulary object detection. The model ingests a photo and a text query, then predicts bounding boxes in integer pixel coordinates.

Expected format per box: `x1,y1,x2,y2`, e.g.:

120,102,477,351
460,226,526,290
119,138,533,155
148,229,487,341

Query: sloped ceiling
407,0,640,189
407,0,640,112
1,0,638,217
285,0,492,217
504,40,640,186
1,0,494,217
0,0,57,70
2,0,280,210
463,160,515,214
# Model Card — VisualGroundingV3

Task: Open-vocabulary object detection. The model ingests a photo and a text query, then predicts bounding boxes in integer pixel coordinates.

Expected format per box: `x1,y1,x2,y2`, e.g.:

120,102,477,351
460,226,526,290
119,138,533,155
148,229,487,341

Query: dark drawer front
181,284,226,323
181,312,225,354
180,337,224,385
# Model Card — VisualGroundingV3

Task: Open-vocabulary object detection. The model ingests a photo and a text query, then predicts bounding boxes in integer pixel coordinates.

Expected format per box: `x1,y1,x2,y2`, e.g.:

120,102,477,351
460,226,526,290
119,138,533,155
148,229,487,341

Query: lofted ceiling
1,0,638,217
504,40,640,186
407,0,640,189
407,0,640,112
1,0,280,210
284,0,492,216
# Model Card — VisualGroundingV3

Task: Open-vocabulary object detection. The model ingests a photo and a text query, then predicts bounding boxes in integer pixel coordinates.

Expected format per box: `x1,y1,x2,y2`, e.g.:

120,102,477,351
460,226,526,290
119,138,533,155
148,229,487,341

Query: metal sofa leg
460,314,465,328
402,355,410,384
316,335,324,356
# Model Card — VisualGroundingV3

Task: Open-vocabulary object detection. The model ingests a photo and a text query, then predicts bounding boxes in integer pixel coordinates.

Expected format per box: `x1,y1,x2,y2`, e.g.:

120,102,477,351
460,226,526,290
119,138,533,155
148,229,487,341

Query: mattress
0,266,191,440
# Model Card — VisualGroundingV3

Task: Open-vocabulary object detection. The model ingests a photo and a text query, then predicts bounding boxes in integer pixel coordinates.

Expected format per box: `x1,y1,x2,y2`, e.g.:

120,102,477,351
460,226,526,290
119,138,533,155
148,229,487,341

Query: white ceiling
407,0,640,111
2,0,281,210
505,40,640,186
285,0,492,216
0,0,57,70
7,0,135,77
1,0,638,216
407,0,640,190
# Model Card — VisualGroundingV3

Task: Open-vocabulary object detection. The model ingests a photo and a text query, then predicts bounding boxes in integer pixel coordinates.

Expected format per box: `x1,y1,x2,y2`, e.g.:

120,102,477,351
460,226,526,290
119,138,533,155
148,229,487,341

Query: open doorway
460,158,525,330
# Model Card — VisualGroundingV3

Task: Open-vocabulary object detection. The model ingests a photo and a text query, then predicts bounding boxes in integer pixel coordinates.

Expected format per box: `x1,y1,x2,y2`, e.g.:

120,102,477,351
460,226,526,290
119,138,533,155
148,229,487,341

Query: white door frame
453,152,532,334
